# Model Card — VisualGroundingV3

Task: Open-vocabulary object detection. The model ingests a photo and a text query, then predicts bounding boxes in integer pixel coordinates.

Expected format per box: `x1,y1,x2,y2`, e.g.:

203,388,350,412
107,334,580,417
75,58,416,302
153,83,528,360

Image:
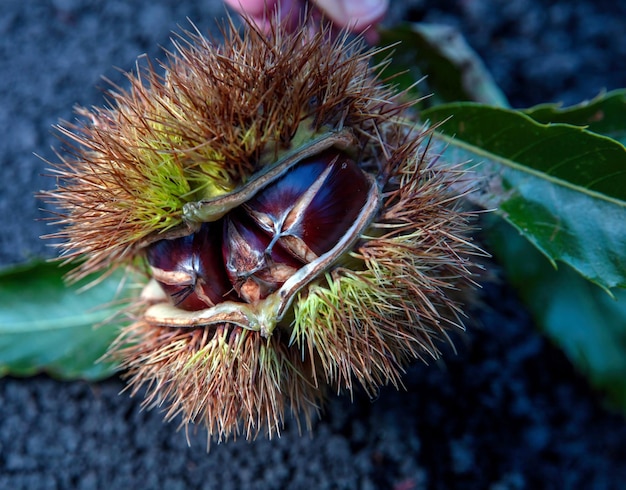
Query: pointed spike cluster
291,140,483,394
115,320,322,441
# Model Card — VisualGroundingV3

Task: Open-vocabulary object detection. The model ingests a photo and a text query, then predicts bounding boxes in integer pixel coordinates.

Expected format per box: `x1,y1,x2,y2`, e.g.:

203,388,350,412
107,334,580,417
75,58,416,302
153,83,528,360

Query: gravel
1,1,625,489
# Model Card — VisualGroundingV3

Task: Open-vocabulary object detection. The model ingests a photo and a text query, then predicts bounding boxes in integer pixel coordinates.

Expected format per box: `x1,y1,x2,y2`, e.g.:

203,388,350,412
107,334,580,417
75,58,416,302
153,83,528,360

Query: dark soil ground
1,1,625,489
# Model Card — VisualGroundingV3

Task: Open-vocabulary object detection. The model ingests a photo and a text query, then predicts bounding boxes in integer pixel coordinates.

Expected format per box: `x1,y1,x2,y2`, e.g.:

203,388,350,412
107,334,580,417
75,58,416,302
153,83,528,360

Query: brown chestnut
222,209,304,303
244,150,370,261
146,223,233,310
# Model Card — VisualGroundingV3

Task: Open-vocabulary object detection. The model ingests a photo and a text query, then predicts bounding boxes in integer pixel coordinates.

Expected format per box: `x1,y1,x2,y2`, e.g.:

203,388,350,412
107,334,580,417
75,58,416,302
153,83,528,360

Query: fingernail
343,0,388,20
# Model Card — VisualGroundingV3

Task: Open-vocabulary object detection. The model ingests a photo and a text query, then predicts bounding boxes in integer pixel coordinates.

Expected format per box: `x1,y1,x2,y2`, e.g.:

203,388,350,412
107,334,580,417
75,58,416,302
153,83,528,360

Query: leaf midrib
433,130,626,209
0,311,114,334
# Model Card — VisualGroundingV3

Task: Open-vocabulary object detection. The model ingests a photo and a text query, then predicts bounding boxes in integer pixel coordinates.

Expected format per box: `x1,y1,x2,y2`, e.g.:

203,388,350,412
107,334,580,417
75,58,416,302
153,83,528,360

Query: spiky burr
43,15,482,442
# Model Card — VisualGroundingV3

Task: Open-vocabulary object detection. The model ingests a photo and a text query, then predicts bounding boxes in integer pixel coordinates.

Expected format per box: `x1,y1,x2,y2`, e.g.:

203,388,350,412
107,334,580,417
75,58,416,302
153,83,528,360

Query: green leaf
0,260,140,380
486,216,626,411
524,89,626,145
378,23,509,107
422,102,626,291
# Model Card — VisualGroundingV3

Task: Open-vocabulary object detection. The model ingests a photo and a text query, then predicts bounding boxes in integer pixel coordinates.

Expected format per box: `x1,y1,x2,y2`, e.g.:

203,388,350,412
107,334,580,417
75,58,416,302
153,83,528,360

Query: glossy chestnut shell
146,222,234,310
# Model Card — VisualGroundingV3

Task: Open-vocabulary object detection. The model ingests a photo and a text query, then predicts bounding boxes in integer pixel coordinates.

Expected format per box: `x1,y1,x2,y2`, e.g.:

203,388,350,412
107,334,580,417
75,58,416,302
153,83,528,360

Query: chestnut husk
44,14,483,442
